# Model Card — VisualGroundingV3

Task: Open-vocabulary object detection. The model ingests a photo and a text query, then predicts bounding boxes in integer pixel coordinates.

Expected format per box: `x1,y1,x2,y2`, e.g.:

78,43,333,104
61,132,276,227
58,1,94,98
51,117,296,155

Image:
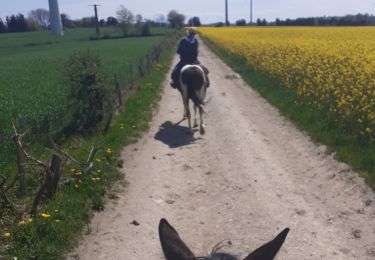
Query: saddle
197,64,210,88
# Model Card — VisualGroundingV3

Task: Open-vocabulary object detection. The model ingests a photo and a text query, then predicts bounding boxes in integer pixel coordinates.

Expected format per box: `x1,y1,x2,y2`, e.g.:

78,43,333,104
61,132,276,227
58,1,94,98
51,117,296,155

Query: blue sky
1,0,374,24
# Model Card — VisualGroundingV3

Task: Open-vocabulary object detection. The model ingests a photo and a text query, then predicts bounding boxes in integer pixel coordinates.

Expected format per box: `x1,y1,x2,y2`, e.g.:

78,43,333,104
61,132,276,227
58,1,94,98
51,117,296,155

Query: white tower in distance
48,0,63,36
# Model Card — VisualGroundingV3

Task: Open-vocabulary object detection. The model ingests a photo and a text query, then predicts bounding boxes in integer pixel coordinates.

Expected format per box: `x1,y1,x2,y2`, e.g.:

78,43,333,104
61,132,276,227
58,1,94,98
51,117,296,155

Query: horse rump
180,65,205,107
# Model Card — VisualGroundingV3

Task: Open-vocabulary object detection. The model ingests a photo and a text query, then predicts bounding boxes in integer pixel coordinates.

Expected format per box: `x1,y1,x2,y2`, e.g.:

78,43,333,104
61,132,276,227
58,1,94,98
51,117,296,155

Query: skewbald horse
159,218,289,260
179,64,207,135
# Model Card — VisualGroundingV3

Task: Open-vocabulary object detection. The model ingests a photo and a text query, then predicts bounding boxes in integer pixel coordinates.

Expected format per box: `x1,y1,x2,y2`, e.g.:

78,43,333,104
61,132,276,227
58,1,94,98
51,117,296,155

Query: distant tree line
274,14,375,26
0,7,199,35
0,7,175,34
232,13,375,27
188,16,201,26
0,14,29,33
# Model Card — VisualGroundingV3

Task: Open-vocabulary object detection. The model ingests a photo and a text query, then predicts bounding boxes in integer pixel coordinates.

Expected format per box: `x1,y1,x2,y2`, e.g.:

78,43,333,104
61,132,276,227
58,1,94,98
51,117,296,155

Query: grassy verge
1,41,176,260
201,36,375,189
0,27,172,175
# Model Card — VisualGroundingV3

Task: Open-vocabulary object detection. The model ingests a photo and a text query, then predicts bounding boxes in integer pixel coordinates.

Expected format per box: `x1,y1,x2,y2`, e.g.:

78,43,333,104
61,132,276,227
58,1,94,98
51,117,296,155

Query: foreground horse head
159,218,289,260
180,64,207,135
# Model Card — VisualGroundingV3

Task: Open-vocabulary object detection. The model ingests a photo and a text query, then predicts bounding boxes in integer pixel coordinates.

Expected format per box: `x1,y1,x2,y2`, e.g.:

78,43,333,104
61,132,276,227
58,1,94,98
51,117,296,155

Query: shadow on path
154,121,200,148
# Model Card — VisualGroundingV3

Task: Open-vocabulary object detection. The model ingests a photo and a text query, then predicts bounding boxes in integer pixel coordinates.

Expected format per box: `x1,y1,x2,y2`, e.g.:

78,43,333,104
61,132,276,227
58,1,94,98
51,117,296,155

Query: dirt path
72,41,375,260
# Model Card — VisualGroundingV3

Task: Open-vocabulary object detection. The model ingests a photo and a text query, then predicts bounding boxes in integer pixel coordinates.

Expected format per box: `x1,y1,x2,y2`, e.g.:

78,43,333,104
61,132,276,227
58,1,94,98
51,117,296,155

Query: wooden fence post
138,58,145,78
46,154,62,197
12,127,26,196
114,74,123,107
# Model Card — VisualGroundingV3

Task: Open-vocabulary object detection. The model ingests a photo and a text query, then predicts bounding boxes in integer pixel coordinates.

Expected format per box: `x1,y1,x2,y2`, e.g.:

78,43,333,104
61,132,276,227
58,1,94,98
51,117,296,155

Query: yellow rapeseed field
199,27,375,141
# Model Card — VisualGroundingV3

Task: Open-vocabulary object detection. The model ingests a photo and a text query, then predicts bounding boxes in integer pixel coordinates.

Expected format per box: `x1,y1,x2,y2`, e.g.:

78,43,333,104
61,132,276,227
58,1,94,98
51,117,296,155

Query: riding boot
170,81,177,89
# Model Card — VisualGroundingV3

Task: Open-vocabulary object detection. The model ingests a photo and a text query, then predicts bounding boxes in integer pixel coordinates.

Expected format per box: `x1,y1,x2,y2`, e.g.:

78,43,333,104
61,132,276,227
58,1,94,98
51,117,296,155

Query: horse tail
188,84,204,109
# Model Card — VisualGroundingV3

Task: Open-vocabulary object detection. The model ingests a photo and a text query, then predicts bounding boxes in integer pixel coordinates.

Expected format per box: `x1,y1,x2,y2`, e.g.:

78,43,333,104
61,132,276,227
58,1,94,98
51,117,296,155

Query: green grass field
0,27,179,259
0,27,172,172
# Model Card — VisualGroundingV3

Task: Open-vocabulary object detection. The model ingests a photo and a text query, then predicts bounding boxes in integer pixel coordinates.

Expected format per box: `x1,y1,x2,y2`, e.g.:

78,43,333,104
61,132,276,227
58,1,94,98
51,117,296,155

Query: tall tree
116,5,134,35
235,19,246,26
0,18,7,33
61,13,75,28
167,10,185,28
155,14,166,26
188,16,201,26
7,14,28,32
106,16,118,26
28,8,49,29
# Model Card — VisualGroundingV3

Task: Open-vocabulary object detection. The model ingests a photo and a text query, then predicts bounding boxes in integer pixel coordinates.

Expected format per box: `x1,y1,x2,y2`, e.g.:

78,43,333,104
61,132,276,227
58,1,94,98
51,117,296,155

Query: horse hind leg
187,109,193,134
183,99,193,134
199,106,205,135
180,90,188,119
193,105,198,128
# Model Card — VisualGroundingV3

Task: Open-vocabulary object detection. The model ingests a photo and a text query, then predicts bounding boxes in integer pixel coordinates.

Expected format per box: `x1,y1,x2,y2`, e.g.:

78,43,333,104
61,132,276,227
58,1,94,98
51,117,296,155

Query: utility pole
225,0,229,26
250,0,253,25
49,0,63,36
89,4,100,34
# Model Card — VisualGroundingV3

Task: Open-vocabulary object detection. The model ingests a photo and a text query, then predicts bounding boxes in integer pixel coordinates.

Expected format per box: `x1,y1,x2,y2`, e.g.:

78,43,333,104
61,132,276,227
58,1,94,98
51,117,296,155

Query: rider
170,27,209,89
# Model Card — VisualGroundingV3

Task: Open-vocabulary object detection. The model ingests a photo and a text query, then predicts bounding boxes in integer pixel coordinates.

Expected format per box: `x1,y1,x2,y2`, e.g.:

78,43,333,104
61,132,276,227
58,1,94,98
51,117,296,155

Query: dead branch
13,130,48,171
3,175,18,193
86,145,99,166
0,174,16,213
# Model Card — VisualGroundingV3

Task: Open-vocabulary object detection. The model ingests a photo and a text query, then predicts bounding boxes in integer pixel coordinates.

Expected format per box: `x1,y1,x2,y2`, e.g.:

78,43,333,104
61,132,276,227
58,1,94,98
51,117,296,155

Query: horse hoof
200,126,205,135
193,122,198,128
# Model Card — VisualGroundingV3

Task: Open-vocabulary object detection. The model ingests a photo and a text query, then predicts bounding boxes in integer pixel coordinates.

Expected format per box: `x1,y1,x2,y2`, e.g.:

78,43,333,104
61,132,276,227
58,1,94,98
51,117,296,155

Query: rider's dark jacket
177,35,199,64
171,35,199,84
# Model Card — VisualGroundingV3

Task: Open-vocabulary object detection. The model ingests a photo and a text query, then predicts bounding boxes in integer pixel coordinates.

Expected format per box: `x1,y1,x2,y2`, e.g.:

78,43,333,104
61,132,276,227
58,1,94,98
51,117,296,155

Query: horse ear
243,228,289,260
159,218,196,260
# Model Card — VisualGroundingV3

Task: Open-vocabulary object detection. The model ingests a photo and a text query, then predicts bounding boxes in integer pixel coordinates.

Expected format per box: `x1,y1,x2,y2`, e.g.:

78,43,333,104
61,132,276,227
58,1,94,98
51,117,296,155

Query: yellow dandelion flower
41,213,50,218
91,177,101,182
3,232,11,238
18,220,26,225
28,217,33,223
